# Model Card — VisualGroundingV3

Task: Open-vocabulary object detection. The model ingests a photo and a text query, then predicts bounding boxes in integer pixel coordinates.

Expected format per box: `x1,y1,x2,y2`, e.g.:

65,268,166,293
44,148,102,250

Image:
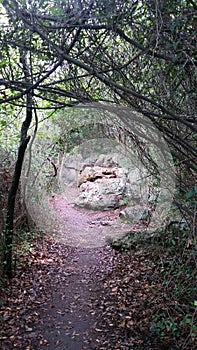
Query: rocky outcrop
61,152,152,221
61,152,127,187
75,164,150,211
78,166,117,187
75,169,129,210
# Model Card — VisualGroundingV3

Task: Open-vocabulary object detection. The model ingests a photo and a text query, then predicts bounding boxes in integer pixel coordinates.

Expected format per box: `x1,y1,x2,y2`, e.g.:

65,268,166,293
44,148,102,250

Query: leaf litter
0,233,172,350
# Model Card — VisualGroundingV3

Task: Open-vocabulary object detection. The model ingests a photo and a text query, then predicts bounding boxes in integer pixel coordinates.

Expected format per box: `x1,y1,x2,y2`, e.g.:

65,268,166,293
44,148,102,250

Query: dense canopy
0,0,196,274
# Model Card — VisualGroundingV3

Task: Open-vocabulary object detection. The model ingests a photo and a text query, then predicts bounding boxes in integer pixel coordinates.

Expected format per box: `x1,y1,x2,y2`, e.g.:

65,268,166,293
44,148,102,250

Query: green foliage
24,117,62,192
185,186,197,201
151,312,181,338
65,123,105,152
0,104,21,157
151,312,197,341
0,0,195,116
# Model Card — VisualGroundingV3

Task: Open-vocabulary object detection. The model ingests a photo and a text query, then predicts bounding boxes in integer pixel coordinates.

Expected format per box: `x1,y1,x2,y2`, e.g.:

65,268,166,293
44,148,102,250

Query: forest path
33,242,114,350
33,187,129,349
49,185,132,248
32,187,146,349
1,188,156,350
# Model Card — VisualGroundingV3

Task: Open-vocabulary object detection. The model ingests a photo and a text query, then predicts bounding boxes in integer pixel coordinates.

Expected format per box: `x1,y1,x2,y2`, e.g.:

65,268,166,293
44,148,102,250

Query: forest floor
0,187,195,349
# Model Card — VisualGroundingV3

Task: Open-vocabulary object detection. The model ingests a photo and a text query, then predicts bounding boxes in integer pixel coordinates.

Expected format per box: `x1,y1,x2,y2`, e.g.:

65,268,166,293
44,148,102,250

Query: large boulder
75,177,128,210
61,150,152,213
75,163,144,210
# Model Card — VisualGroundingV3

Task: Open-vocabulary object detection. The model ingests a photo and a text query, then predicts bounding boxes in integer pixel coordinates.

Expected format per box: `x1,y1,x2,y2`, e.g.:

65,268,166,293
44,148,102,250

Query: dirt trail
50,186,132,248
36,244,113,350
31,187,132,349
23,187,128,349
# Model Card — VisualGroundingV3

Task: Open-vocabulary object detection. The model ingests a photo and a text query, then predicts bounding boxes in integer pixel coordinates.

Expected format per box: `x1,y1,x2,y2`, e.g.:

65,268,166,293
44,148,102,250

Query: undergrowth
12,230,44,266
108,223,197,349
0,230,43,284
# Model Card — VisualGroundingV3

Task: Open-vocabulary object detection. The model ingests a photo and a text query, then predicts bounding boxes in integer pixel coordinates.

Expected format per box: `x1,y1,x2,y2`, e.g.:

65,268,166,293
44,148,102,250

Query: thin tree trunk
4,51,33,277
4,136,30,277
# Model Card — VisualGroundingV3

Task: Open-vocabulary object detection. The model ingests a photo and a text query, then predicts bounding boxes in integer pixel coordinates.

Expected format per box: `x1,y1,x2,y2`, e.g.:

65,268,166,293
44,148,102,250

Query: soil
49,186,133,248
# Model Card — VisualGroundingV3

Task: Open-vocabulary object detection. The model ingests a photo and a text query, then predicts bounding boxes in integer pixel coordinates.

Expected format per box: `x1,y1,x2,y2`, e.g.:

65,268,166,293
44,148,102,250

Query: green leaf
185,186,197,200
0,59,7,68
0,120,7,126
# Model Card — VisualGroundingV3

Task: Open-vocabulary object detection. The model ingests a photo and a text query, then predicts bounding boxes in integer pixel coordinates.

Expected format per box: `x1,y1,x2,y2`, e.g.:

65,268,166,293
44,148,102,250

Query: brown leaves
0,233,195,349
87,249,164,349
0,236,64,349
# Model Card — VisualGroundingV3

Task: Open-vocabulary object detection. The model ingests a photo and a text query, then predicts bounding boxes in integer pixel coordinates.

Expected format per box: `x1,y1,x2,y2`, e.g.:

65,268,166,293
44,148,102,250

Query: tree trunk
4,136,30,277
4,50,33,277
